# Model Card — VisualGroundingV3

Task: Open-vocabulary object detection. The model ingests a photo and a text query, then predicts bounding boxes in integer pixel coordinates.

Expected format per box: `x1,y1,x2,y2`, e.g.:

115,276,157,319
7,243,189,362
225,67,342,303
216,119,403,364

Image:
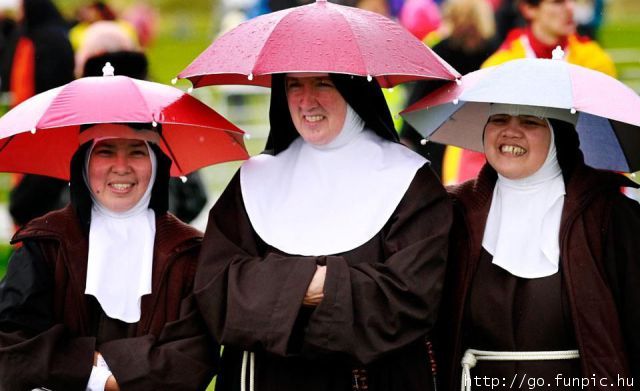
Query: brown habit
0,206,218,391
195,164,452,391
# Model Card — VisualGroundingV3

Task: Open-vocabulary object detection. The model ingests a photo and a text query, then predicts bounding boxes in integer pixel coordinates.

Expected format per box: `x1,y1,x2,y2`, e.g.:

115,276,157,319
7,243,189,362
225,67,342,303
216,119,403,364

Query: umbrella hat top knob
102,62,115,77
552,46,565,60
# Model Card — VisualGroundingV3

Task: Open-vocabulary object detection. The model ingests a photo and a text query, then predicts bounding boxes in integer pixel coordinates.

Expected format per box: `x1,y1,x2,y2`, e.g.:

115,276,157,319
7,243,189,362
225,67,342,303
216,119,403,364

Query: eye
520,116,547,127
487,115,509,125
130,148,149,157
316,78,335,88
93,148,114,157
285,79,301,91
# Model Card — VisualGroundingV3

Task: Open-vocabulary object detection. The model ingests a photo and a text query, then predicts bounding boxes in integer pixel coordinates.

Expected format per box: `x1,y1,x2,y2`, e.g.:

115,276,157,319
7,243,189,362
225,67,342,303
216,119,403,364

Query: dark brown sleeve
302,165,452,364
194,173,319,355
0,242,94,391
603,193,640,384
98,294,218,391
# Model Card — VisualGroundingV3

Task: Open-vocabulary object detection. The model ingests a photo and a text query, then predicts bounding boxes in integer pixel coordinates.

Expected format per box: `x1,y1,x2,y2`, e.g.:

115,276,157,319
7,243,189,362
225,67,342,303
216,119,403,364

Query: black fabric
82,50,149,80
549,118,583,183
465,250,581,389
9,175,68,226
0,241,53,334
265,73,399,155
69,138,171,233
167,172,208,223
21,0,67,35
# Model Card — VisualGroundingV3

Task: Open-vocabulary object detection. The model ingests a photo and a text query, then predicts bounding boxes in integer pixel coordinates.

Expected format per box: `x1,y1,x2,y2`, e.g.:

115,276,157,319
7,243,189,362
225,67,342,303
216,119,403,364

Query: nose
298,86,318,109
500,118,523,138
112,152,131,174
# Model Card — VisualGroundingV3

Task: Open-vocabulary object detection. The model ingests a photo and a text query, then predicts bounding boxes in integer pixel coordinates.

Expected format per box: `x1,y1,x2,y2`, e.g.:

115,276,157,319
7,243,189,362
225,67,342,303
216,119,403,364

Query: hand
104,375,120,391
93,352,100,366
303,265,326,306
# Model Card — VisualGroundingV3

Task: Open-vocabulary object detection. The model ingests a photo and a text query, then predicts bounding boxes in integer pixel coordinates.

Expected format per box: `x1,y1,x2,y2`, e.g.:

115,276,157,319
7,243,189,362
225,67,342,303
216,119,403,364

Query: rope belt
241,350,256,391
461,348,580,391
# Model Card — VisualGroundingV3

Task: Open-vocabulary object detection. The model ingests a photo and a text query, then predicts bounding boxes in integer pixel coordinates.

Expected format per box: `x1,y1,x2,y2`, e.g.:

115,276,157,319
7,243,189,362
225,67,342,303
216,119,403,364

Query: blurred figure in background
399,0,441,42
0,1,17,98
74,20,139,78
122,1,159,48
69,1,137,52
1,0,74,228
442,0,617,186
574,0,605,39
400,0,498,179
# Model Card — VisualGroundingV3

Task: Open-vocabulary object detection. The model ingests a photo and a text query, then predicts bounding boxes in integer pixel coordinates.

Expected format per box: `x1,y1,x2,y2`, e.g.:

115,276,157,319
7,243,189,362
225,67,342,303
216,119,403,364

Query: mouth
499,144,526,157
303,114,325,123
108,182,135,194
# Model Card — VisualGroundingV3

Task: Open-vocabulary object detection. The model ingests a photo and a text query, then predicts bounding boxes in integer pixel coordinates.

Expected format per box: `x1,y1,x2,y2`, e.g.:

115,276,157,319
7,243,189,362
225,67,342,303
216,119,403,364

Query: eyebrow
95,140,147,149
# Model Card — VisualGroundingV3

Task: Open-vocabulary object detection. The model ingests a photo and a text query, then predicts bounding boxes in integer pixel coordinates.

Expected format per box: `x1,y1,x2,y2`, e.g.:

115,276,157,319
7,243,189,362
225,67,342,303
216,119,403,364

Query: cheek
87,163,105,192
138,162,153,189
482,128,498,152
529,133,551,167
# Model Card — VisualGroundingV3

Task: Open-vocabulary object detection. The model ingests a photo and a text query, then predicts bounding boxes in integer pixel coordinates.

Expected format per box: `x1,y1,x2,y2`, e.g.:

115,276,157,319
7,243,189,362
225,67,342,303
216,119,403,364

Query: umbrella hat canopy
179,0,459,88
0,67,248,180
402,57,640,172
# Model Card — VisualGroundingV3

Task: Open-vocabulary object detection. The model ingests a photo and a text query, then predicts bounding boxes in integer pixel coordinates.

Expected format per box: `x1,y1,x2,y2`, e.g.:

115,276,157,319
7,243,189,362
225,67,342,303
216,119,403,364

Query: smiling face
522,0,576,44
483,114,551,179
88,138,152,212
285,73,347,145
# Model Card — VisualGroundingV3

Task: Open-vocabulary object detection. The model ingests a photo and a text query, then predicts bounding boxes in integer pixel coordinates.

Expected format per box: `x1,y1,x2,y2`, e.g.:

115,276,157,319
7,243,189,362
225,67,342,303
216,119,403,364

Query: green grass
0,244,11,277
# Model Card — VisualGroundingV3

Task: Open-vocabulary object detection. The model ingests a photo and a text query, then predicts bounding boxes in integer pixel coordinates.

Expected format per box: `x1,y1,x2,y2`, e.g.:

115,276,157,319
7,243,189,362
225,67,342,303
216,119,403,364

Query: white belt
241,350,256,391
461,348,580,391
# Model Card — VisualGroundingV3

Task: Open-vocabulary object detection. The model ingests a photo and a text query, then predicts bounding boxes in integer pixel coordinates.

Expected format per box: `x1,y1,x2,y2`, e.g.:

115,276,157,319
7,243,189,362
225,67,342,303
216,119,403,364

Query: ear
519,2,537,22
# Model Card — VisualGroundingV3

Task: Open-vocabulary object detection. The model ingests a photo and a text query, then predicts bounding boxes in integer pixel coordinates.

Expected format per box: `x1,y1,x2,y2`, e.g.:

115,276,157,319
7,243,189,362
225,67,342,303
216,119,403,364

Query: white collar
240,111,426,256
83,142,157,323
482,123,566,278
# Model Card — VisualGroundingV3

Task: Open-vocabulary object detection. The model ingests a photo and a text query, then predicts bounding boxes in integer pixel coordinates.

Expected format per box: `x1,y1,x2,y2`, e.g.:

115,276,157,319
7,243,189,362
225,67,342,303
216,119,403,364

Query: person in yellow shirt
442,0,616,185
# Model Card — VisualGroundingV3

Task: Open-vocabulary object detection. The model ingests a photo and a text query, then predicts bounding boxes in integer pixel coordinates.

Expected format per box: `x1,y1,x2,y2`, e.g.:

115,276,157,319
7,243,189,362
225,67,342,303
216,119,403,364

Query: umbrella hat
0,63,249,180
402,55,640,172
178,0,459,88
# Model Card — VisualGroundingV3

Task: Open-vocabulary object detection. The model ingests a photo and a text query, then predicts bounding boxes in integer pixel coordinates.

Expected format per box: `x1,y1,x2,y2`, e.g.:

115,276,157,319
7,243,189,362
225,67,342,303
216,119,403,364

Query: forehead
93,138,147,149
490,114,545,120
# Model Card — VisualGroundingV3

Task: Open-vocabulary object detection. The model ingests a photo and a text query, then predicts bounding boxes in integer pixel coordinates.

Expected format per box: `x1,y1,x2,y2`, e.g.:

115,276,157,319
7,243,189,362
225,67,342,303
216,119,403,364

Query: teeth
500,145,526,156
111,183,132,190
305,115,324,122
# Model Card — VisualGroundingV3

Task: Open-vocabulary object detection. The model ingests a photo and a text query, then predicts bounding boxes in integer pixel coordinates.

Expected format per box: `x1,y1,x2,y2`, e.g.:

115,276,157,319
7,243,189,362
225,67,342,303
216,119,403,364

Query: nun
195,73,453,391
0,124,217,390
436,105,640,390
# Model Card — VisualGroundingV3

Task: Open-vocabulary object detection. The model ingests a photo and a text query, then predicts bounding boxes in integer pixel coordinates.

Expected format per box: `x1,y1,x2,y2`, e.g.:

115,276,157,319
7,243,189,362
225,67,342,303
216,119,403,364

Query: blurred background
0,0,637,274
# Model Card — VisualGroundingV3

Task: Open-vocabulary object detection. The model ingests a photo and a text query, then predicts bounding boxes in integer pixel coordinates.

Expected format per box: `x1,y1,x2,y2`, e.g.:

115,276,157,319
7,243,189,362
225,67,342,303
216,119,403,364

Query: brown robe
436,162,640,391
195,164,452,391
0,205,218,391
